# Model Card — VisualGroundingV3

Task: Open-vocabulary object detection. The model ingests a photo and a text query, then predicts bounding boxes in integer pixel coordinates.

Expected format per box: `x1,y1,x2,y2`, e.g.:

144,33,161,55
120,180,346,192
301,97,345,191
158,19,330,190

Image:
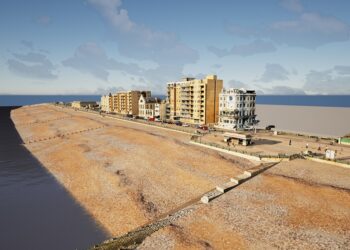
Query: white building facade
217,88,257,130
138,95,161,119
100,93,113,112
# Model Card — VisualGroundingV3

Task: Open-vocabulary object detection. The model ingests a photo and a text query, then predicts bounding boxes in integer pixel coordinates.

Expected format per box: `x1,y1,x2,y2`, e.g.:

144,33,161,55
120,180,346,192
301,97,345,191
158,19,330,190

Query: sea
0,95,349,107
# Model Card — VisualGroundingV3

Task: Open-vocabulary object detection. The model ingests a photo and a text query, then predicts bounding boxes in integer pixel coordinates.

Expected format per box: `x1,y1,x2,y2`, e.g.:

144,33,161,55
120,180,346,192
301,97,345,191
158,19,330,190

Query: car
182,124,189,127
175,121,182,126
266,125,275,130
198,125,208,130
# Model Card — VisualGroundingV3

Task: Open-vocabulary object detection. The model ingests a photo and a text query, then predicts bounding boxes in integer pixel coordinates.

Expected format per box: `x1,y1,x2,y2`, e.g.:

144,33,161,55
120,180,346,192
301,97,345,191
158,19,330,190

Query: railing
190,136,300,160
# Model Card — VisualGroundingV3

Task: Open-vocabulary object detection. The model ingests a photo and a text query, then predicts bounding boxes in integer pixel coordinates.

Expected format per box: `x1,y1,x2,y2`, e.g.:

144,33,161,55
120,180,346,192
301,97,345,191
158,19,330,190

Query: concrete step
230,173,251,184
201,190,223,204
216,181,239,193
244,163,275,177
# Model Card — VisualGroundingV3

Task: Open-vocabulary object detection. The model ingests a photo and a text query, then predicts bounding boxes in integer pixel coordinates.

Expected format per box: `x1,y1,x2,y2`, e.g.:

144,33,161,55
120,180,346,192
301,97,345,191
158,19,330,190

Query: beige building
166,75,223,125
156,100,167,121
138,95,161,119
112,90,151,115
71,101,97,109
100,93,113,112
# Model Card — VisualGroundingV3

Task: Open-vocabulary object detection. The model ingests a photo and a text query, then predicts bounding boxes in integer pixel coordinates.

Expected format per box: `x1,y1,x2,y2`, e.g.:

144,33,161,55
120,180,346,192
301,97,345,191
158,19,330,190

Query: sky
0,0,350,95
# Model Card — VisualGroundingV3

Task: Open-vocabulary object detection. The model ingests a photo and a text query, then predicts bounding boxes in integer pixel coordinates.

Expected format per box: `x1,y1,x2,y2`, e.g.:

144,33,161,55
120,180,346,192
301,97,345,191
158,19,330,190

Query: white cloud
20,40,34,50
36,15,51,25
226,1,350,49
334,65,350,75
62,42,144,81
7,51,57,79
259,85,306,95
208,40,276,57
258,63,290,82
269,13,350,48
280,0,303,13
94,86,125,95
88,0,198,85
227,79,251,89
304,67,350,94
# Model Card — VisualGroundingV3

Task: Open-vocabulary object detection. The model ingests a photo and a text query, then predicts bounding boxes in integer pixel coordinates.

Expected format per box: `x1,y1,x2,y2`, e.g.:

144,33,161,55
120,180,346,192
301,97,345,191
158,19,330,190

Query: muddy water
0,107,108,250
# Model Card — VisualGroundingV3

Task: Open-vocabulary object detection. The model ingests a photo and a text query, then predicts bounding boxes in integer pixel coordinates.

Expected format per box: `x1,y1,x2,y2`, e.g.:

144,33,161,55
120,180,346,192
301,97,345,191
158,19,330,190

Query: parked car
182,123,189,127
198,125,208,130
266,125,275,130
175,121,182,126
148,117,155,121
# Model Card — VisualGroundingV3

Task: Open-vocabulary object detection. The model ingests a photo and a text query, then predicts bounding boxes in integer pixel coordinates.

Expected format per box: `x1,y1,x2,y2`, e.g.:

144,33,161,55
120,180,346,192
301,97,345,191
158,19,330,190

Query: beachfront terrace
200,130,350,164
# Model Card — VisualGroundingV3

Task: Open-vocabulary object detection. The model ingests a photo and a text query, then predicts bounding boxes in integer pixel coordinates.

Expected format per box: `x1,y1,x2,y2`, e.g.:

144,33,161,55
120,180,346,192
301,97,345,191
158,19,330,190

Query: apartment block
217,88,257,130
112,90,151,115
166,75,223,125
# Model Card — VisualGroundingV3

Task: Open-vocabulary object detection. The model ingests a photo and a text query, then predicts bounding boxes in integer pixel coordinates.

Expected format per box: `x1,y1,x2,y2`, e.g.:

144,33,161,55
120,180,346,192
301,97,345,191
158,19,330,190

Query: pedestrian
289,139,292,146
318,145,321,151
306,143,309,149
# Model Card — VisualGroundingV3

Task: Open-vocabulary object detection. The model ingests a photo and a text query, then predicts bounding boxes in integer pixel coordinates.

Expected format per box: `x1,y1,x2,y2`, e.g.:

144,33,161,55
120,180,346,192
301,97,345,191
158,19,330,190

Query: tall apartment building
100,93,113,112
217,88,257,130
112,90,151,115
166,75,223,125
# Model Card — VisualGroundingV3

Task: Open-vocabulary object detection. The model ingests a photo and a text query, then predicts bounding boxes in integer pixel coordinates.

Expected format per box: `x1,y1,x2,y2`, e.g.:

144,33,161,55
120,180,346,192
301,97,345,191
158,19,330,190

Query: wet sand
256,104,350,137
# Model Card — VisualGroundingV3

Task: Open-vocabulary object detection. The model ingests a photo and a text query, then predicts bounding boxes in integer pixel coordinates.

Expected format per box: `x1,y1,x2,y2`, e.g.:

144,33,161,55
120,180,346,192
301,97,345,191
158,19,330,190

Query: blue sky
1,0,350,95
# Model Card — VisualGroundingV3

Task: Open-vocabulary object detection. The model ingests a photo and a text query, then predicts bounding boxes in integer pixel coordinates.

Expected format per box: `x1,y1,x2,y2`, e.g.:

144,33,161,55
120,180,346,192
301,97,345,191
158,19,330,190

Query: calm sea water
0,107,108,250
0,95,349,107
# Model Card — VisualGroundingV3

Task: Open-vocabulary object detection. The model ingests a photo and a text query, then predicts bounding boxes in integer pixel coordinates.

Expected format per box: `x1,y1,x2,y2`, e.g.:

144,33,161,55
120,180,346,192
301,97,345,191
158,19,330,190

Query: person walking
289,139,292,146
306,143,309,149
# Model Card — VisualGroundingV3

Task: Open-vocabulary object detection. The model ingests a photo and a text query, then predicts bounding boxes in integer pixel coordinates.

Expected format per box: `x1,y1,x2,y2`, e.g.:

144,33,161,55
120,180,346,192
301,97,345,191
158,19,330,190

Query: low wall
189,140,299,162
189,141,261,162
305,156,350,169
